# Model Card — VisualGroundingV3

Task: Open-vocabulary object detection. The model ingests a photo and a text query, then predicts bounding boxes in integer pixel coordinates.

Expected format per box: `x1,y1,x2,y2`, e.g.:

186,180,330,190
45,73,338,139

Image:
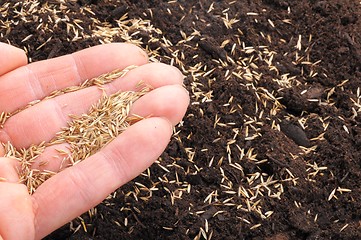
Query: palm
0,43,189,239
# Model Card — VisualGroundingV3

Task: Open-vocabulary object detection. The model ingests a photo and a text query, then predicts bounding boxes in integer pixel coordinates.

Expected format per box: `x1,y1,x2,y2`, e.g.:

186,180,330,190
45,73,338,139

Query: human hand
0,42,189,239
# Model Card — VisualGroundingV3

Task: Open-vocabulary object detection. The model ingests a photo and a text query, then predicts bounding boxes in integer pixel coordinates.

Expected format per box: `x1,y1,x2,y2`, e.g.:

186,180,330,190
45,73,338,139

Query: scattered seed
339,224,349,232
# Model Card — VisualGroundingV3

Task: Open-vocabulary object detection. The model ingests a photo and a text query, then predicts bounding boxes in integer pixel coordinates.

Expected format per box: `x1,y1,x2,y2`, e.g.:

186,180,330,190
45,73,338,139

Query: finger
0,42,27,76
32,117,172,239
0,183,35,239
0,158,19,183
0,63,184,148
0,43,148,113
30,84,189,171
107,62,184,91
128,84,189,125
30,143,71,171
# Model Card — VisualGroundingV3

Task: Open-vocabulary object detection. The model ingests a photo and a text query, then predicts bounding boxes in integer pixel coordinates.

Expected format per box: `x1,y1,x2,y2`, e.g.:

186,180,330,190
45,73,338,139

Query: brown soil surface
1,0,361,239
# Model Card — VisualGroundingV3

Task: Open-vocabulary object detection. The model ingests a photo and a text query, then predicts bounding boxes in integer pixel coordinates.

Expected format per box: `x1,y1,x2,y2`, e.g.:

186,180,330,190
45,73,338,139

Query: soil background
1,0,361,239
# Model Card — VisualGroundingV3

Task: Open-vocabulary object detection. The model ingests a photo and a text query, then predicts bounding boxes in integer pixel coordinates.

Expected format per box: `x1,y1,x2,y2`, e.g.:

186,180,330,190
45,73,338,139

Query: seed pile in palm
2,67,149,194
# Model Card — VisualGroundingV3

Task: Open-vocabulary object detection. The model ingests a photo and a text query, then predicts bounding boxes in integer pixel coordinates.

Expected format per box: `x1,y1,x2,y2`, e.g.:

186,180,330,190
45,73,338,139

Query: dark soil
1,0,361,239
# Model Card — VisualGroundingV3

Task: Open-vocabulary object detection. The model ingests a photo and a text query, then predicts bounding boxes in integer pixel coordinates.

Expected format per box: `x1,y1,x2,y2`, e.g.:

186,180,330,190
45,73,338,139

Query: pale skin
0,42,189,239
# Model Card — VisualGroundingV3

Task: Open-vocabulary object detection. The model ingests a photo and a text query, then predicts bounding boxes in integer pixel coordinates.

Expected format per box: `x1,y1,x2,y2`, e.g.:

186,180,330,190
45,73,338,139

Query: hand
0,42,189,239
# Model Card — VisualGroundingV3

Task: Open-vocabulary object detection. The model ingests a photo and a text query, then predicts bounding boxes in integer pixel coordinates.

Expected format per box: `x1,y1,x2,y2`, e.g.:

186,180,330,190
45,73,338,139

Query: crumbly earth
1,0,361,239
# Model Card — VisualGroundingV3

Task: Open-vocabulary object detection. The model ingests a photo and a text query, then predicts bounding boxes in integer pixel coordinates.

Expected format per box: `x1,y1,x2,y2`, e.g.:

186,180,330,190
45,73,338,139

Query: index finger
0,43,148,113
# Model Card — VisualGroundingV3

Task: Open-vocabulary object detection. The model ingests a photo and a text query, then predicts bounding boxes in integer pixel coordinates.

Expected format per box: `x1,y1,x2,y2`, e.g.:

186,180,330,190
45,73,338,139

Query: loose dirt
1,0,360,239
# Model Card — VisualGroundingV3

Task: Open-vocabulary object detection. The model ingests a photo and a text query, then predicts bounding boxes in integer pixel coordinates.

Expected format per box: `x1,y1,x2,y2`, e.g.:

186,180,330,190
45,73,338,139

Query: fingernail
181,85,189,96
138,49,149,60
172,66,185,79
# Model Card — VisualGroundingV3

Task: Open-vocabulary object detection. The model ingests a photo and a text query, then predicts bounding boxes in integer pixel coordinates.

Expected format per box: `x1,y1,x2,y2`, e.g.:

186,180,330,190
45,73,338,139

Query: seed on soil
328,188,337,201
339,224,349,232
1,1,360,238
